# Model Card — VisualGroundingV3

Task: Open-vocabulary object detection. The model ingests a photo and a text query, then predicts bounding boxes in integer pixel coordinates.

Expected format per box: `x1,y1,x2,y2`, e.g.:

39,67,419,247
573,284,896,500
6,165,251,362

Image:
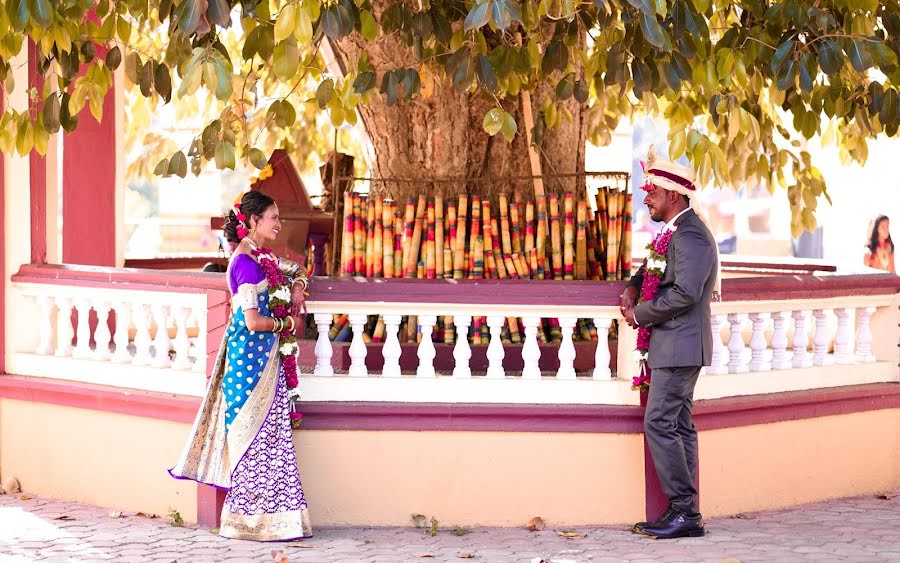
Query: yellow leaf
457,554,475,559
555,529,585,539
275,3,297,42
294,8,312,44
19,494,34,500
108,511,124,518
33,119,49,155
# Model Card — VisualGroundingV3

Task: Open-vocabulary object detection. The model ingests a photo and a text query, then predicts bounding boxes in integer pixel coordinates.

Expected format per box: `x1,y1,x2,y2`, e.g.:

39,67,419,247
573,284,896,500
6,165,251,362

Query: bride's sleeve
231,255,261,311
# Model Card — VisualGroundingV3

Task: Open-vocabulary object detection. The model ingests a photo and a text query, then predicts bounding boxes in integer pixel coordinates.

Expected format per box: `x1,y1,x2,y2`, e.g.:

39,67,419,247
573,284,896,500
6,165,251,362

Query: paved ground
1,492,899,562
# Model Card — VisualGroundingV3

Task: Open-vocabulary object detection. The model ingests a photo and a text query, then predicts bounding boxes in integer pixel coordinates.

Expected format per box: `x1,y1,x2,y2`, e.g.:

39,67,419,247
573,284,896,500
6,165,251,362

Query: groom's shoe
639,510,705,539
631,506,675,533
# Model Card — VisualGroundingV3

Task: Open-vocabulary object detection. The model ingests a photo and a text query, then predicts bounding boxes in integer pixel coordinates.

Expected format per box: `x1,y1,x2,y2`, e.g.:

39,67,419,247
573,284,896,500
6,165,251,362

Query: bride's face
251,204,282,243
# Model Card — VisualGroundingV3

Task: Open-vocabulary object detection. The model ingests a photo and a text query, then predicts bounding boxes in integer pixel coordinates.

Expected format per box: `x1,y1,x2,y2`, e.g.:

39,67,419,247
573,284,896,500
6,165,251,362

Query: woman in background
864,215,895,274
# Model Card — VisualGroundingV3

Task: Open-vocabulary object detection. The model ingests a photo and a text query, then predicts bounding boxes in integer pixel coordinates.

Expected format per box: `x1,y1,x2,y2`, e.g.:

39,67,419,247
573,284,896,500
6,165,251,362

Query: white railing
10,281,209,396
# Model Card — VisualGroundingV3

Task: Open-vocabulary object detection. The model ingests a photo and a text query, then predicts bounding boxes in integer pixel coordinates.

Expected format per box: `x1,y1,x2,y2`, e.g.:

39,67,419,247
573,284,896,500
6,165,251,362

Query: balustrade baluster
556,317,577,380
452,315,472,378
36,295,54,355
151,305,172,368
72,300,93,359
812,309,831,366
132,304,153,366
771,311,791,370
54,297,73,357
416,315,437,378
748,313,770,372
856,307,876,363
171,307,192,370
592,317,612,380
486,315,506,379
112,302,132,363
791,310,811,368
191,303,207,372
708,314,728,375
348,314,368,377
521,316,542,379
727,313,748,373
834,308,853,364
93,302,112,361
314,313,336,376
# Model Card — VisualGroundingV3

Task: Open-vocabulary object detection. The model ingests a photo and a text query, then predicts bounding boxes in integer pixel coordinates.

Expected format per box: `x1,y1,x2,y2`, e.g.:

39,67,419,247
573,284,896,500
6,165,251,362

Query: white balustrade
347,314,369,377
771,311,791,370
727,313,749,374
452,315,472,378
792,310,811,368
171,306,191,370
834,308,853,364
748,313,770,372
112,302,132,363
486,315,506,379
381,314,402,377
151,305,172,368
812,309,830,366
557,317,577,380
54,297,73,357
93,302,112,362
592,317,612,380
314,313,335,376
416,315,437,378
708,314,728,375
72,300,92,360
36,296,53,356
856,307,876,363
131,304,153,366
521,316,542,379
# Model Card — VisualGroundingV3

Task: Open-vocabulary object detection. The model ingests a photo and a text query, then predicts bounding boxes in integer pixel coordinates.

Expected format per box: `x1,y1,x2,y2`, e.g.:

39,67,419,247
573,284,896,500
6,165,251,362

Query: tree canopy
1,0,899,235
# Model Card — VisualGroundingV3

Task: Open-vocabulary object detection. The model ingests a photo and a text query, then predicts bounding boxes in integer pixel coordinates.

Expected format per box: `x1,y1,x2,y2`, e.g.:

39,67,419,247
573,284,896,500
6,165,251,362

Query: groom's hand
622,307,639,329
620,286,638,312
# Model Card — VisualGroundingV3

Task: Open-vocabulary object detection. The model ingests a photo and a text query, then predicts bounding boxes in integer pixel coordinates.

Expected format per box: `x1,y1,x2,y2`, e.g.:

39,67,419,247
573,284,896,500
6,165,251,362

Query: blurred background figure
863,215,895,273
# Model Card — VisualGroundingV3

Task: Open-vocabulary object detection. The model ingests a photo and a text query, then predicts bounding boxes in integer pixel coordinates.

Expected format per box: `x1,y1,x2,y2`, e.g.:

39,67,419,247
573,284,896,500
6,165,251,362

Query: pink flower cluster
632,228,676,391
234,204,249,239
254,247,300,392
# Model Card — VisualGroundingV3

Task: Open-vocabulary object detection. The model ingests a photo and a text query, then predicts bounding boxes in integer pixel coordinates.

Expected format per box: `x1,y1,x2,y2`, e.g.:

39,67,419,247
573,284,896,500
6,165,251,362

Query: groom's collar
664,206,694,232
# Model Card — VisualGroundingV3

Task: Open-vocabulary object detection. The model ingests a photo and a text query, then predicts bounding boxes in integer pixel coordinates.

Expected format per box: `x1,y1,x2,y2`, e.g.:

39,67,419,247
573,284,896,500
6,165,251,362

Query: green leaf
491,0,512,30
175,0,203,35
275,3,296,42
177,49,204,97
168,151,188,178
139,61,154,97
59,92,78,132
273,36,299,81
42,92,60,134
215,141,236,169
353,70,376,94
817,40,843,75
482,107,504,136
316,78,335,109
403,68,420,99
476,55,497,91
124,51,141,85
380,70,401,105
669,128,686,160
28,0,52,28
798,54,814,93
294,7,313,43
573,79,589,103
359,9,376,41
453,54,475,92
153,158,169,176
8,0,29,31
640,13,669,51
500,109,517,143
770,39,794,75
277,100,296,127
249,147,269,169
211,53,232,100
322,5,343,38
880,88,897,127
631,58,651,95
847,39,873,72
776,60,797,90
465,1,491,31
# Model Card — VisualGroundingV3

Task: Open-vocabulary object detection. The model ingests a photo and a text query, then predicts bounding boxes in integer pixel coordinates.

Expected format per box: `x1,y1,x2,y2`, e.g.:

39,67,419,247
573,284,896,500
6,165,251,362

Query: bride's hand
290,282,306,317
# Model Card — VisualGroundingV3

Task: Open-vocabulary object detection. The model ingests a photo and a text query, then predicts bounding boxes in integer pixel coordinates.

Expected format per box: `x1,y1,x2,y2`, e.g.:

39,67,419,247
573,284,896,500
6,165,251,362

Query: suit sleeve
633,229,714,327
627,262,645,291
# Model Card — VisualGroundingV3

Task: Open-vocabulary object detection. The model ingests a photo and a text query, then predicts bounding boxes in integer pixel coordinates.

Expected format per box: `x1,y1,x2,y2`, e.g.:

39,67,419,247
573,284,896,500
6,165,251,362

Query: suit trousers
644,365,701,513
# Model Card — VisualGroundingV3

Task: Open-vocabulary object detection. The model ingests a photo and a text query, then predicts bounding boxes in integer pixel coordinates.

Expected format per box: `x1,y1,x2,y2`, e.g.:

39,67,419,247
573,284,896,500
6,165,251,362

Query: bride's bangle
287,316,295,331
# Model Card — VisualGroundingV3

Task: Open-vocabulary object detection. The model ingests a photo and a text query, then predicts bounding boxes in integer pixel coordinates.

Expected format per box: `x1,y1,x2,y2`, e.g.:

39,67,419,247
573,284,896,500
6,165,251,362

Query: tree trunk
328,15,585,201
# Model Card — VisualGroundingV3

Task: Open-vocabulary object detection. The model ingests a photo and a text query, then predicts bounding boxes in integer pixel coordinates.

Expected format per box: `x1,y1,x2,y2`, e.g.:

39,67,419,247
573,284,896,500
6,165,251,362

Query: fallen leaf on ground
19,494,33,501
286,542,314,549
2,477,21,494
108,511,123,519
729,513,755,520
411,513,428,528
876,494,895,500
721,559,742,563
136,512,159,518
555,530,585,539
529,559,551,563
413,554,434,558
457,553,475,559
52,515,75,521
525,516,545,531
451,527,472,536
271,549,290,563
209,528,220,534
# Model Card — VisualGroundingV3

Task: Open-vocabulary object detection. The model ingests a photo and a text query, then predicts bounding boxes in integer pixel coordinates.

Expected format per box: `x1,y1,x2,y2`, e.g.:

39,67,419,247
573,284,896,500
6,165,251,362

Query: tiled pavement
1,492,899,562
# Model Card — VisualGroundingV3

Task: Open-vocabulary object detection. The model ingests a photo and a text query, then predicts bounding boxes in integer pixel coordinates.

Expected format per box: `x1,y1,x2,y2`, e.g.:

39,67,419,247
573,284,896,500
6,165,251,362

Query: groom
620,147,718,539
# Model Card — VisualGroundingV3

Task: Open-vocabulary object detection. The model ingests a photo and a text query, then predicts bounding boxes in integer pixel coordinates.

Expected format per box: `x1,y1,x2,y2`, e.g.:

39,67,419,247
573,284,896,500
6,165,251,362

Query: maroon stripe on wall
28,40,47,264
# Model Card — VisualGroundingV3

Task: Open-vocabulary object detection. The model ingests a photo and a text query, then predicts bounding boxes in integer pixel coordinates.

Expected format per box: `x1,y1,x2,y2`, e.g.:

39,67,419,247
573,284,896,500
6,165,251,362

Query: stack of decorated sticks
335,189,632,345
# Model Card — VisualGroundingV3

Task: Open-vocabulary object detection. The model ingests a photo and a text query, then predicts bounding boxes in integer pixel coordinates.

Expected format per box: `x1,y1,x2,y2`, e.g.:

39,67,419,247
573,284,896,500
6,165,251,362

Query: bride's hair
223,190,276,244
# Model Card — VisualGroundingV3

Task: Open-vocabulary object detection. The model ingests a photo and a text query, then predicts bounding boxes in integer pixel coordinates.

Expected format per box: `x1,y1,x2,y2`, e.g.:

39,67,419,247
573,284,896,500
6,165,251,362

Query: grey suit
627,208,717,514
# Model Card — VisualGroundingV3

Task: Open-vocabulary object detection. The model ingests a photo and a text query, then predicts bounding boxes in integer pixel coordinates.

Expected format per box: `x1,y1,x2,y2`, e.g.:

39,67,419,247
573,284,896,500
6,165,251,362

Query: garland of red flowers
250,243,303,428
632,226,677,391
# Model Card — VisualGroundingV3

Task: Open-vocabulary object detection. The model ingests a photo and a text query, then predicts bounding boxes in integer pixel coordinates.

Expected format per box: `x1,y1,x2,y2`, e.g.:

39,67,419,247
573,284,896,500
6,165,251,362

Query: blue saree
170,253,312,541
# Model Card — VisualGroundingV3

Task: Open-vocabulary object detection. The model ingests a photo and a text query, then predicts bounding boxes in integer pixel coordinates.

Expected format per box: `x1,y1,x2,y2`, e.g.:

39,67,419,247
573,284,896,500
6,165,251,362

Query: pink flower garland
632,227,676,391
252,245,302,427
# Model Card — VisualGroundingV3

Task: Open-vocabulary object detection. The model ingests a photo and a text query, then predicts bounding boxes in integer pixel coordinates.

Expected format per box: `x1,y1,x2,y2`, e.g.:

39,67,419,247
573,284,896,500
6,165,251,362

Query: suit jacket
627,209,717,369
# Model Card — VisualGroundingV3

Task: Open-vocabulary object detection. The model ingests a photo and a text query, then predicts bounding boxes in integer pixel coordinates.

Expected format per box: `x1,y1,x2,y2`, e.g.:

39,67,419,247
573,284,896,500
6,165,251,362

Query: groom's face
643,184,672,222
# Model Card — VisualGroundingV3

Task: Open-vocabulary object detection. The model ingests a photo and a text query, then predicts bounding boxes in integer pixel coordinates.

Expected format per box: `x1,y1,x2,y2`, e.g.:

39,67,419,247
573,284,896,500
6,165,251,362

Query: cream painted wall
295,430,646,527
0,399,197,521
699,408,900,517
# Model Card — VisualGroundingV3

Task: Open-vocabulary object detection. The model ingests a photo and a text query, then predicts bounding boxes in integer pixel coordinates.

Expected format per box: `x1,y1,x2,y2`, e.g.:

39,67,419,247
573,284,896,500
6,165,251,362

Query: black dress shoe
639,510,705,539
631,506,675,533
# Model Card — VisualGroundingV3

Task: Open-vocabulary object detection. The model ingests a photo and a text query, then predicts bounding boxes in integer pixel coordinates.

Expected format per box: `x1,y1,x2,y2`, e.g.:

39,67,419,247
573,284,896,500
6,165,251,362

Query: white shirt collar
664,205,692,232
